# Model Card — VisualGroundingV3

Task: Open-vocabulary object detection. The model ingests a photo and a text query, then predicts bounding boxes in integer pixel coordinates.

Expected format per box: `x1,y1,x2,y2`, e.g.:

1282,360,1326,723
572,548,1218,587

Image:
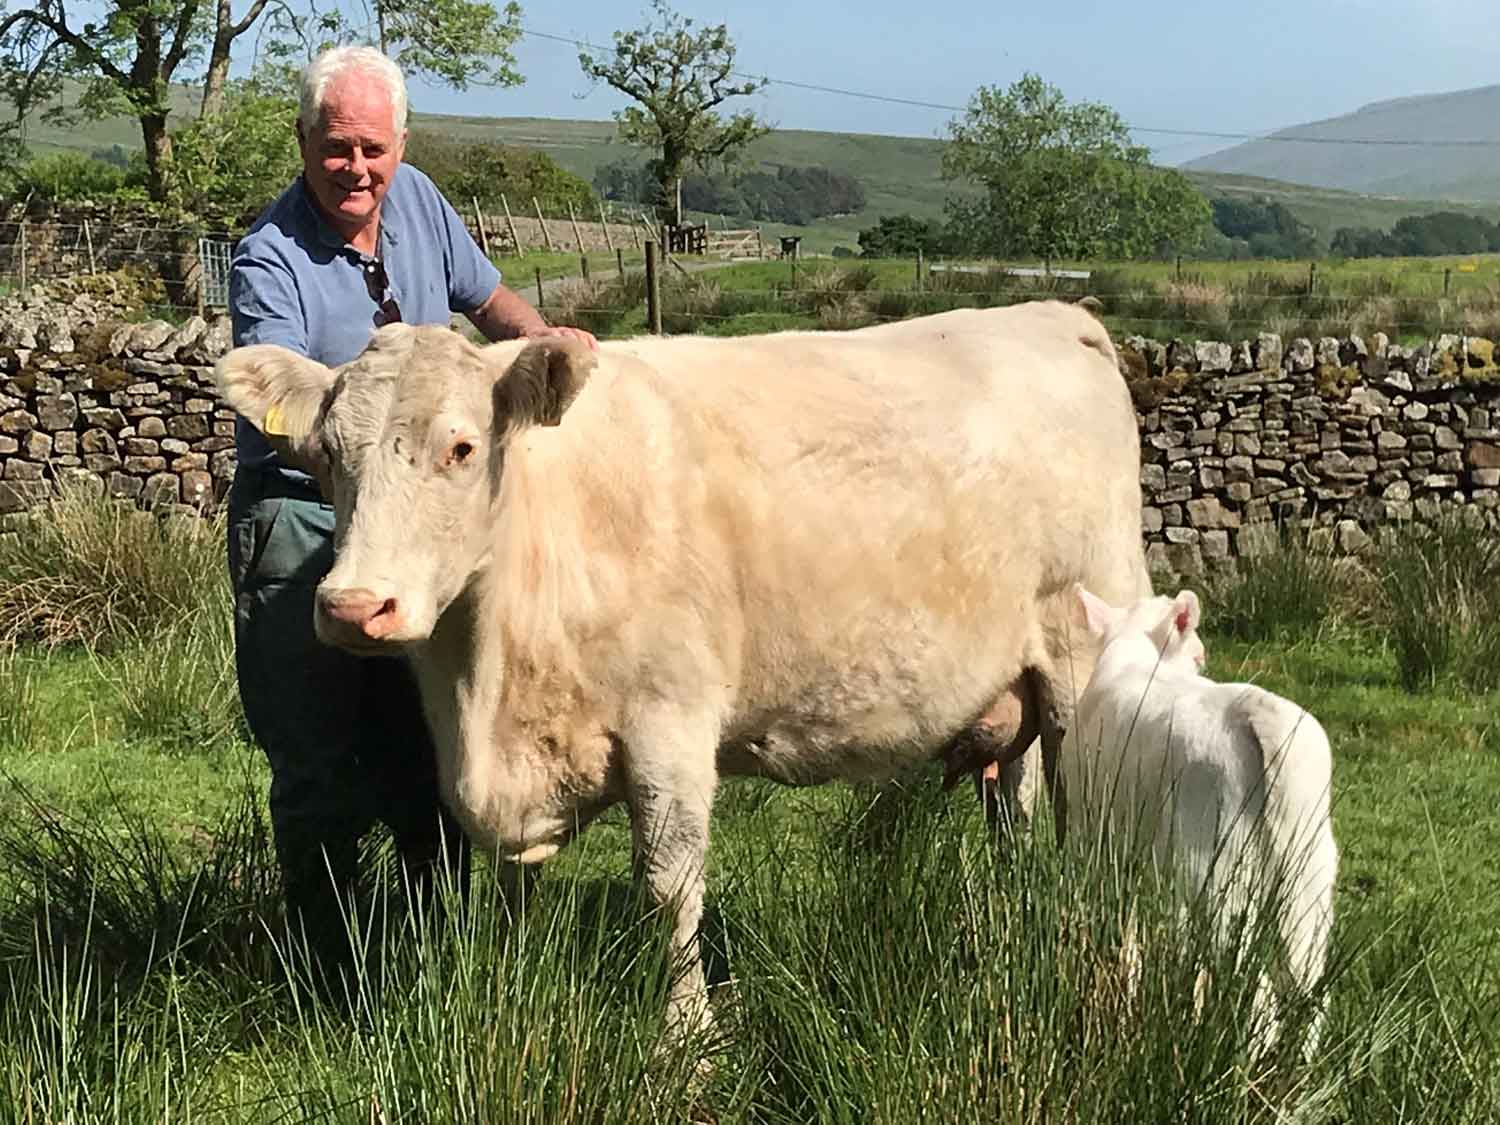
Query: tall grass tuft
1202,524,1354,642
0,645,38,752
0,482,227,650
708,785,1495,1122
1376,511,1500,692
89,610,244,751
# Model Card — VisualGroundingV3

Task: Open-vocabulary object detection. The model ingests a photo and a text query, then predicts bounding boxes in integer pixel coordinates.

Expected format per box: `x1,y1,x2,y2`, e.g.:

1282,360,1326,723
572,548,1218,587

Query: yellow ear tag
263,402,288,437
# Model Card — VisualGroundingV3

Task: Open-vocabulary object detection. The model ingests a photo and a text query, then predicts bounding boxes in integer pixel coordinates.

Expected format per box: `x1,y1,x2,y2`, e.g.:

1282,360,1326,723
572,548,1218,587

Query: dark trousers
226,466,470,974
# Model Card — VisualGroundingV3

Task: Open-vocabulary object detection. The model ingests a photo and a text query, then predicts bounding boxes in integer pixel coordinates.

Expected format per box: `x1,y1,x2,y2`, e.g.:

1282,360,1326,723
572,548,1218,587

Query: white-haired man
227,45,595,981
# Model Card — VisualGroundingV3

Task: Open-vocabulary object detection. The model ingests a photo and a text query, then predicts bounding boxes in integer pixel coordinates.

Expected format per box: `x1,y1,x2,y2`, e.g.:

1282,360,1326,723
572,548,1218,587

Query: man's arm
465,282,599,351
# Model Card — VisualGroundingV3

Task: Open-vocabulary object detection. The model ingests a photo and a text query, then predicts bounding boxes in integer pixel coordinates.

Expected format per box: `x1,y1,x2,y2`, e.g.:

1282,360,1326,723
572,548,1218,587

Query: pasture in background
0,486,1496,1120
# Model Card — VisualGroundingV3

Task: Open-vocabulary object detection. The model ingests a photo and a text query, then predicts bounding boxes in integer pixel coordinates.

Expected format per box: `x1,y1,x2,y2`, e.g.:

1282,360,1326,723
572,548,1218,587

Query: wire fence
7,212,1500,342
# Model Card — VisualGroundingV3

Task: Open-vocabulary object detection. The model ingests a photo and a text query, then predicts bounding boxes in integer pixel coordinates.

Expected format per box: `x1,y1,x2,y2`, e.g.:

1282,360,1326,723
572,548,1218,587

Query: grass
493,247,647,286
1,496,1498,1119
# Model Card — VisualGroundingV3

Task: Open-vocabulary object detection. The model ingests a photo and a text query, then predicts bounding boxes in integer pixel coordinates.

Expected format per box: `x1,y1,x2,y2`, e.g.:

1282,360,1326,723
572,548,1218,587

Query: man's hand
524,324,599,352
467,283,599,352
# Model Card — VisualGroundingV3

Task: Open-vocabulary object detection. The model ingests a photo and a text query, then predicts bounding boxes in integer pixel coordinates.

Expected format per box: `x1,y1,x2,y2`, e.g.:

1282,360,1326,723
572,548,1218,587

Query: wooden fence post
1308,261,1317,294
916,248,924,292
472,196,492,259
535,267,544,310
18,219,27,297
568,202,585,253
1444,268,1452,297
501,194,524,254
616,248,625,278
645,241,662,334
597,197,614,252
83,218,97,274
580,254,590,282
533,197,554,251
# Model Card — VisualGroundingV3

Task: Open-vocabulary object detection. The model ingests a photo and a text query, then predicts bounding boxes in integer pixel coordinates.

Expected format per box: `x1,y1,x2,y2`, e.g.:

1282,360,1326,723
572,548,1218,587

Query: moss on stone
1314,363,1362,397
1126,366,1192,411
86,362,131,393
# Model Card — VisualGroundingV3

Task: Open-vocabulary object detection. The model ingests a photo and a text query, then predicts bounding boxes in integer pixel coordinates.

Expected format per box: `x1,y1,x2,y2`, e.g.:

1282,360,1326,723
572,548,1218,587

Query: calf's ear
1171,589,1201,635
493,338,596,435
1074,582,1122,639
214,344,336,471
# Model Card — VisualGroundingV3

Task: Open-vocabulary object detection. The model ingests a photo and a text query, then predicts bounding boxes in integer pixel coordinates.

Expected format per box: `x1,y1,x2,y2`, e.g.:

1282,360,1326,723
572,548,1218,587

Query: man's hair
298,46,409,136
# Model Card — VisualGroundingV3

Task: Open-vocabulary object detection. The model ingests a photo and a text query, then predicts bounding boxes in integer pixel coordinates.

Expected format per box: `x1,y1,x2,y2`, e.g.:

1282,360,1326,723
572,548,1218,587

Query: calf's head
1075,584,1207,674
216,324,594,650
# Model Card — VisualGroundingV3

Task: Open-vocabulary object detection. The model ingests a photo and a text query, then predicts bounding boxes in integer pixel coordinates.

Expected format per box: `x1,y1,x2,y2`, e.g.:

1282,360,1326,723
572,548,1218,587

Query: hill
16,86,1500,253
1185,85,1500,201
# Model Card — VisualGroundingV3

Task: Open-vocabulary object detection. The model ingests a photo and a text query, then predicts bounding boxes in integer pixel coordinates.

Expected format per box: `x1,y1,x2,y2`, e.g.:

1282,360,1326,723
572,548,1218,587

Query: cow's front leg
622,721,718,1042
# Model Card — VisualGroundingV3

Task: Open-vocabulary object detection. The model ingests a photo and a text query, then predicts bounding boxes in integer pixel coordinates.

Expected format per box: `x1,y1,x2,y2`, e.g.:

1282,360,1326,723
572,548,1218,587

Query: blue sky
384,0,1500,165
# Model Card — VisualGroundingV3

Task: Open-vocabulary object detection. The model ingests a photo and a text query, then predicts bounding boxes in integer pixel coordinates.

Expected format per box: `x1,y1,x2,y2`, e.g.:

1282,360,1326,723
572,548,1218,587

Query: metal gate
197,236,233,310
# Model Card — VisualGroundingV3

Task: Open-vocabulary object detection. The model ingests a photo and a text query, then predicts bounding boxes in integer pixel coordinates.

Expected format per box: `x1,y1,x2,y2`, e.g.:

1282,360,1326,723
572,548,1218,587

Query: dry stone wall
1,310,234,514
1123,329,1500,575
6,299,1500,576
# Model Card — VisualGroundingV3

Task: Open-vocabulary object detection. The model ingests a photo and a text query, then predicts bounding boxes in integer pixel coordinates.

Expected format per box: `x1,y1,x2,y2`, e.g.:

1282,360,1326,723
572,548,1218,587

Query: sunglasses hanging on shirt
362,258,402,327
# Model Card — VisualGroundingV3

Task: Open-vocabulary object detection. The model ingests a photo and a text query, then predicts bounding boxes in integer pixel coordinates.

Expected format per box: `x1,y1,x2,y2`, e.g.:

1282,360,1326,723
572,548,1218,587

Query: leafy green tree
578,0,767,226
941,73,1208,261
0,0,523,204
403,129,594,215
857,213,950,258
168,77,301,220
1209,197,1319,258
0,0,206,200
6,149,144,200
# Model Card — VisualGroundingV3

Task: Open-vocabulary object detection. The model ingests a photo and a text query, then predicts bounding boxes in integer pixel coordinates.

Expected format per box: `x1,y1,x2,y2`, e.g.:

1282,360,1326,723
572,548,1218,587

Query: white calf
1063,584,1339,1055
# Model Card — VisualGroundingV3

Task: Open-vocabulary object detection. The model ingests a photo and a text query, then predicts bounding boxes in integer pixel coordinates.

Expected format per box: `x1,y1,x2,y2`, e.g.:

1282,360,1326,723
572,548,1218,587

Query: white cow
1065,584,1339,1055
214,302,1151,1036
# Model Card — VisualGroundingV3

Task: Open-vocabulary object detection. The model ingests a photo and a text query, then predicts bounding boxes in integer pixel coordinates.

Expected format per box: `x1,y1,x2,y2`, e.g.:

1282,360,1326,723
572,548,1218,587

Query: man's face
297,74,406,236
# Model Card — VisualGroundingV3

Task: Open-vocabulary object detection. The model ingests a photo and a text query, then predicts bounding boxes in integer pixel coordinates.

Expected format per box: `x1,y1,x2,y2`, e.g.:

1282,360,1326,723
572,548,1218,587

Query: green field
18,81,1500,256
1,487,1498,1120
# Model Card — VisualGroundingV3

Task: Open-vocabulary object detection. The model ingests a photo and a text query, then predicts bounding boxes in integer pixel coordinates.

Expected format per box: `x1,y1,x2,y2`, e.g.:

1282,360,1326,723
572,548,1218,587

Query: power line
520,24,1500,151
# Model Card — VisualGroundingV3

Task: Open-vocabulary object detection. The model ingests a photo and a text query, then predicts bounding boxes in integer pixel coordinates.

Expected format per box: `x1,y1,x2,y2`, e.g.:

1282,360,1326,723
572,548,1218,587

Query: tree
0,0,204,200
200,0,277,117
169,76,300,219
403,128,593,214
0,0,523,204
857,213,950,259
578,0,767,226
941,73,1208,262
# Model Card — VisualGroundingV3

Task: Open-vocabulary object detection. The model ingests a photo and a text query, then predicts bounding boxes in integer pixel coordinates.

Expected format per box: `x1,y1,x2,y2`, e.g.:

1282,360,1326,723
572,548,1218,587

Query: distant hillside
1185,85,1500,202
15,85,1500,253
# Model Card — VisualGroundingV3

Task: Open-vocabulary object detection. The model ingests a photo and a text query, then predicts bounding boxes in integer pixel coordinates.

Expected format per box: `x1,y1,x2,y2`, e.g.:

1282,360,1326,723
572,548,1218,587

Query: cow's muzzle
315,586,406,648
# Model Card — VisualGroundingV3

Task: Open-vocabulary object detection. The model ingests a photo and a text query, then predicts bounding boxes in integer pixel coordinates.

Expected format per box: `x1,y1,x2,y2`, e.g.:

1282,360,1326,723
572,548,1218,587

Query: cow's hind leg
621,715,720,1046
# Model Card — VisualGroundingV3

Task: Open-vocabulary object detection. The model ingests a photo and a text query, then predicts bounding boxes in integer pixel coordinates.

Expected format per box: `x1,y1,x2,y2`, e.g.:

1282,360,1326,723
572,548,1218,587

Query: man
226,44,596,977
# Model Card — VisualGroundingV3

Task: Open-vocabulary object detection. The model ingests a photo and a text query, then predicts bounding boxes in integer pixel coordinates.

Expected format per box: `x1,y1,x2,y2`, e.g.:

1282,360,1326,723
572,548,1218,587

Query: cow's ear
493,337,595,434
214,344,335,469
1172,589,1201,636
1075,583,1122,639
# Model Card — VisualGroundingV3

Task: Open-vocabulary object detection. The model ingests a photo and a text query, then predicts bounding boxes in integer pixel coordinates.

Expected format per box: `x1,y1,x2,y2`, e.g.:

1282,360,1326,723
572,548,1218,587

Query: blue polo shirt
229,163,501,484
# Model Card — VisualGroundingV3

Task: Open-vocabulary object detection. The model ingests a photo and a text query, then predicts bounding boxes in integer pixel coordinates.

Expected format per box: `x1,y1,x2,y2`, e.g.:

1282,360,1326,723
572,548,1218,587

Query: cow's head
216,324,594,650
1075,584,1207,673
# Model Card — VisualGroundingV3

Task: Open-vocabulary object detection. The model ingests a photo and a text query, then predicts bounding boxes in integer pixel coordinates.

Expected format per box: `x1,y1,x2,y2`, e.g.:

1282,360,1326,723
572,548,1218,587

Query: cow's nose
317,587,402,640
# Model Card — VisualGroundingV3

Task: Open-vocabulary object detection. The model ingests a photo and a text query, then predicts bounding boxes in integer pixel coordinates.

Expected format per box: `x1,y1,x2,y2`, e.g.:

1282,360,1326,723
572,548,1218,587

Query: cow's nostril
374,597,397,620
